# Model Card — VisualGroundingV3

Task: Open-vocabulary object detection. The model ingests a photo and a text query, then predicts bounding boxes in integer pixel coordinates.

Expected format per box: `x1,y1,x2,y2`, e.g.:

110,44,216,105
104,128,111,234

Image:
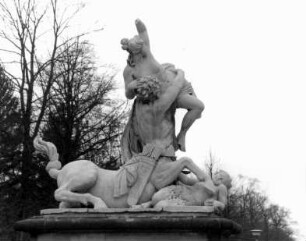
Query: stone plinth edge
40,206,214,214
15,208,241,237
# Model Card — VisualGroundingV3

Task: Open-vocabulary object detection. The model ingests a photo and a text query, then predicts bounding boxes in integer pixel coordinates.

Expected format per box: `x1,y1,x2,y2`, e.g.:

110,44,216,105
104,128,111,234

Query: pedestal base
15,207,241,241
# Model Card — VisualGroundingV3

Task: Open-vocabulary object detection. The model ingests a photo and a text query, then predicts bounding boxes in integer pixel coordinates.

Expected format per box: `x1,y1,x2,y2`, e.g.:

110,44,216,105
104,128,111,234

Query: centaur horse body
34,137,213,209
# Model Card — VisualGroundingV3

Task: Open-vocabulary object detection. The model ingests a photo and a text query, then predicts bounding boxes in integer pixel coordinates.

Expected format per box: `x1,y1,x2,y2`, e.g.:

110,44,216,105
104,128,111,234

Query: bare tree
0,0,96,230
267,204,293,241
205,150,220,178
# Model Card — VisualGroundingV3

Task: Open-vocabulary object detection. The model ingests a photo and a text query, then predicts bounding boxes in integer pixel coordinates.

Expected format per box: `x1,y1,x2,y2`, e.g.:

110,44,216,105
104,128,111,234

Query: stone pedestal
15,207,241,241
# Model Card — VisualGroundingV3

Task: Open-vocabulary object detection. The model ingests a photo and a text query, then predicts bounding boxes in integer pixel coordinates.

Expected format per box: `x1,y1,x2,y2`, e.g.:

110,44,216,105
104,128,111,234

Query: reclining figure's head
213,170,232,189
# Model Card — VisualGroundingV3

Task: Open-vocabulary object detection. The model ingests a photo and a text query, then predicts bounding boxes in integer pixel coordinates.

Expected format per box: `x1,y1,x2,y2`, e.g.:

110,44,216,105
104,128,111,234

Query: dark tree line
0,1,125,240
0,66,23,239
225,176,295,241
204,154,296,241
42,40,124,169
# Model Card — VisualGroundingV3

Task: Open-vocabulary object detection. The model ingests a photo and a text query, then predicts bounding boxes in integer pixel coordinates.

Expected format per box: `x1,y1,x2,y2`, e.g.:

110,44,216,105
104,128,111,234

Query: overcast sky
2,0,306,239
79,0,306,238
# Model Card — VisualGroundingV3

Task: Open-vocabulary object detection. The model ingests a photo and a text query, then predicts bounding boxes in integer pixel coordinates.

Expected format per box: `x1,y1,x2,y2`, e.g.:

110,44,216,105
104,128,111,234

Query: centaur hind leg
55,188,107,209
54,162,107,209
151,157,215,193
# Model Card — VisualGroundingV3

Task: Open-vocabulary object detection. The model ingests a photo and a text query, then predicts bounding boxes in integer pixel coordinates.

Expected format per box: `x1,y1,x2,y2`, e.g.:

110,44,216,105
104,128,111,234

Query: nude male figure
119,66,215,206
121,19,204,152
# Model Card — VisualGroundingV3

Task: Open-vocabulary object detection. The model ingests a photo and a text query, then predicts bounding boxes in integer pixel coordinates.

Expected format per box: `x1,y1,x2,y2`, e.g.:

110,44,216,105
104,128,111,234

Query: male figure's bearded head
136,76,161,103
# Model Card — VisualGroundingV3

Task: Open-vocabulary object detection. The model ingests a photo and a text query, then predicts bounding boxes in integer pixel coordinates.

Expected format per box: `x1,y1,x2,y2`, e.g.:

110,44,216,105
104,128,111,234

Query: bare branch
0,48,21,56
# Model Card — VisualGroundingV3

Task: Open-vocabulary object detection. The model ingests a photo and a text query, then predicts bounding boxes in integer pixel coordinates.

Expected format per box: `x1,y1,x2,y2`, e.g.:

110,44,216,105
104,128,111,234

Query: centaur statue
34,19,228,210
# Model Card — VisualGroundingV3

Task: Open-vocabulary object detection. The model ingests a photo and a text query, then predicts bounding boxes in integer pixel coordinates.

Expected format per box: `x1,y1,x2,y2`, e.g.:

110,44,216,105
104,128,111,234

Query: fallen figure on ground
134,170,232,212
